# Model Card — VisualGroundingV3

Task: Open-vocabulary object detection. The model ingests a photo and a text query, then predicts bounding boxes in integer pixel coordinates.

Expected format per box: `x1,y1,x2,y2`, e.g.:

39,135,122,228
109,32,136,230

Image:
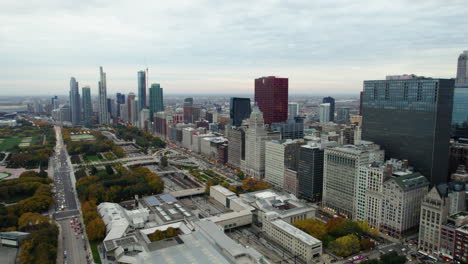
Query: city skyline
1,0,467,95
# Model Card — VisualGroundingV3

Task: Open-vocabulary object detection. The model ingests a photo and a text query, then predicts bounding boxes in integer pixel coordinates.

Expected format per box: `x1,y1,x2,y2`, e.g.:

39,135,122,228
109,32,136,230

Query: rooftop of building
327,141,379,154
269,138,304,145
449,211,468,221
139,194,194,224
240,189,313,217
391,172,429,191
202,136,227,144
98,202,150,241
211,185,236,197
147,220,267,264
271,219,321,246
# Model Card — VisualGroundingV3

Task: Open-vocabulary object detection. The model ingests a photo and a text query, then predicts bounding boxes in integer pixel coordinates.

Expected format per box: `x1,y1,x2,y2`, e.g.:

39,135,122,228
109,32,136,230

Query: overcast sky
1,0,467,96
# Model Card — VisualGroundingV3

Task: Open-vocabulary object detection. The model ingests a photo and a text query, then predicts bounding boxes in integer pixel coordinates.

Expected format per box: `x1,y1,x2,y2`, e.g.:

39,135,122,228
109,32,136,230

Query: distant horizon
1,1,466,95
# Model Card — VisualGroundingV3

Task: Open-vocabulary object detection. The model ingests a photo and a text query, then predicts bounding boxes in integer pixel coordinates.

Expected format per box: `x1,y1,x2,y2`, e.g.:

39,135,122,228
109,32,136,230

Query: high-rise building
254,76,288,124
116,93,126,104
82,87,92,126
140,108,150,131
119,104,128,123
149,83,164,120
127,93,137,125
243,106,280,179
452,51,468,139
98,66,109,125
439,213,468,262
265,139,304,189
51,96,59,109
130,100,138,126
288,103,299,120
116,92,125,118
192,105,201,123
154,112,167,138
297,144,325,202
322,142,384,218
362,76,455,185
356,159,412,228
319,103,330,123
271,119,304,140
418,186,450,254
322,97,335,122
336,108,350,123
359,91,363,115
230,97,251,127
59,105,71,123
69,77,81,125
184,97,193,124
107,98,116,118
456,50,468,86
137,70,147,111
226,126,246,169
380,172,429,238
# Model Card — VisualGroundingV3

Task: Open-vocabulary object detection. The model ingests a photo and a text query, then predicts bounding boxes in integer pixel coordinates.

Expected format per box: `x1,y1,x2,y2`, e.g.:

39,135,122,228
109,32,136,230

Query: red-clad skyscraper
254,76,288,125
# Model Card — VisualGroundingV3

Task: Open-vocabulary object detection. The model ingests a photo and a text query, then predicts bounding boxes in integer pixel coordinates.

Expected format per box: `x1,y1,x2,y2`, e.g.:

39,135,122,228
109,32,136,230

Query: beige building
244,106,280,179
322,142,384,218
357,159,412,227
265,139,304,190
380,173,429,239
263,215,322,264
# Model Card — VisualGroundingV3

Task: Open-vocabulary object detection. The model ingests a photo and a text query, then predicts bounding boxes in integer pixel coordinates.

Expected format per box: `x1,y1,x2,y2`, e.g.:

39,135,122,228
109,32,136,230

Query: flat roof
211,185,235,197
271,219,321,246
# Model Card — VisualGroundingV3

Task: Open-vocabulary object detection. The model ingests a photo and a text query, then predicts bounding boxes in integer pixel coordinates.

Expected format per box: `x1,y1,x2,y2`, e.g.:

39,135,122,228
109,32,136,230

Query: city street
51,126,90,264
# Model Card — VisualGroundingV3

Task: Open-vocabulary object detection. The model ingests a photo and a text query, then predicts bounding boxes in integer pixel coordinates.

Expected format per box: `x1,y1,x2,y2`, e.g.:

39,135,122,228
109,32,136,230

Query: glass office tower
452,51,468,139
229,97,251,127
362,77,454,185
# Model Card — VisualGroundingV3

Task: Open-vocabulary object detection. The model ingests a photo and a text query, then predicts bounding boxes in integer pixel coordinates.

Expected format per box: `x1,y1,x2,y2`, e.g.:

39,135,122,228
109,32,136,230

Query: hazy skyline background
1,0,467,96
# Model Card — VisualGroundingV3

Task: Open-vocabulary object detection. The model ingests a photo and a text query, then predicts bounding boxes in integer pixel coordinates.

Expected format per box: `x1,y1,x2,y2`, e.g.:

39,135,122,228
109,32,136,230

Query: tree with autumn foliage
241,178,271,193
293,218,327,240
148,227,179,242
18,212,49,231
329,234,361,257
86,217,106,241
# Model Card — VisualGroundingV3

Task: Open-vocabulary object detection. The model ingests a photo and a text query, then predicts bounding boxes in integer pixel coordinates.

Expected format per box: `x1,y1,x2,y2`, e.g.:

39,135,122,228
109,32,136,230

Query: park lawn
84,155,100,162
0,137,23,152
29,135,41,145
90,241,102,264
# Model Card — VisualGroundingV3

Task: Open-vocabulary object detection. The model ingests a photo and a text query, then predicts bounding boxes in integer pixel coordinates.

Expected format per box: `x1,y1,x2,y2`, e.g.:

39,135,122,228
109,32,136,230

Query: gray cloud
0,0,467,95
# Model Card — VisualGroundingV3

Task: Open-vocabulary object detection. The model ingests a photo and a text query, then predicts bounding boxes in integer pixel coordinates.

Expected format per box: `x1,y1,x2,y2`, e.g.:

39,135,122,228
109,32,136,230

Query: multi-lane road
51,126,90,264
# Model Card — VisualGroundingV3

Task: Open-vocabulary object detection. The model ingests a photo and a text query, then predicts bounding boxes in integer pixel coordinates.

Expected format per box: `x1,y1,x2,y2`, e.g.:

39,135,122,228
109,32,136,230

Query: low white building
210,185,236,207
263,214,322,264
240,189,315,226
98,202,150,241
191,133,215,153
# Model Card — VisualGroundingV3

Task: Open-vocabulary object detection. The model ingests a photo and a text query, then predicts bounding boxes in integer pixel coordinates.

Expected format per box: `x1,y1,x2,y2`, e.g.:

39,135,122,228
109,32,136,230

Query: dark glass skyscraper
254,76,288,125
362,76,455,185
149,83,164,119
183,97,193,124
229,97,251,127
82,87,92,126
452,51,468,139
116,93,125,118
137,70,147,111
322,96,335,122
69,77,81,125
298,145,324,202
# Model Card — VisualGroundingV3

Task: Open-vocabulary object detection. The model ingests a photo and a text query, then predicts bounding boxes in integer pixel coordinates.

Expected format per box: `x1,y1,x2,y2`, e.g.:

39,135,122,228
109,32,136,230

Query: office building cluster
47,51,468,263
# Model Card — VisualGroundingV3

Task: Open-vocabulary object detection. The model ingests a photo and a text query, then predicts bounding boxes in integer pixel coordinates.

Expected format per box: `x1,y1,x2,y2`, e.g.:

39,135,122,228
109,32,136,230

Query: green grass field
0,138,23,152
84,155,100,162
0,136,42,152
90,241,102,264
